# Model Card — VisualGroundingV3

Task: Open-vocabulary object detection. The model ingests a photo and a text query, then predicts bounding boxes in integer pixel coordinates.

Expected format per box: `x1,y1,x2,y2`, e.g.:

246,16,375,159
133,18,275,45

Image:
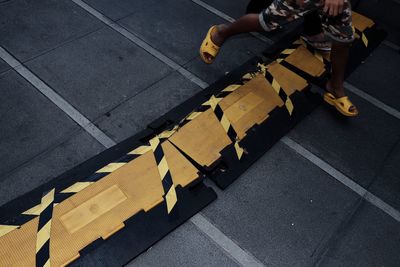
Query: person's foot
203,24,227,62
326,80,358,113
301,33,331,51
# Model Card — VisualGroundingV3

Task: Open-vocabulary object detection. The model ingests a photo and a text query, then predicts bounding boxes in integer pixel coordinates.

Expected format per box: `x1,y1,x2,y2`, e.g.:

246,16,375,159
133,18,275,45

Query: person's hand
296,0,305,8
323,0,345,16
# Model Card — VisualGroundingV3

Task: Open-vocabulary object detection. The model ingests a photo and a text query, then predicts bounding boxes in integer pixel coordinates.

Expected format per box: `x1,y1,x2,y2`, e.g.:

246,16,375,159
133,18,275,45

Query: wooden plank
169,109,232,168
60,185,127,234
284,45,326,77
162,140,199,187
221,75,283,138
267,62,309,95
0,139,203,266
0,218,37,267
352,11,374,32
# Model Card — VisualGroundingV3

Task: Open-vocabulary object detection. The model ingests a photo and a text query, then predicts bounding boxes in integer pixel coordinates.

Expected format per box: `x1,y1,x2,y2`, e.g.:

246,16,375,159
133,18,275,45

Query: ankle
327,80,345,97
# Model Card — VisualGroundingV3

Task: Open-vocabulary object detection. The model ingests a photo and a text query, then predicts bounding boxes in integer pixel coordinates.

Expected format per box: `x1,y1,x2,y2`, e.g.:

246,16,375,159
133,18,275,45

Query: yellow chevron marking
234,142,244,160
43,259,50,267
23,189,55,215
0,225,19,237
285,99,294,115
96,162,126,173
128,145,152,155
271,79,280,93
222,84,241,92
204,95,223,109
220,115,231,133
149,137,160,151
362,33,368,47
158,125,179,139
186,111,202,121
158,156,169,179
61,182,94,193
36,219,52,253
165,186,178,214
282,48,295,54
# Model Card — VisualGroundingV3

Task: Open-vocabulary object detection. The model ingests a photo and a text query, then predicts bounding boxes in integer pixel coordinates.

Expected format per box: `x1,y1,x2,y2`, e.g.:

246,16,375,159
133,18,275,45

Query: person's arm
323,0,345,16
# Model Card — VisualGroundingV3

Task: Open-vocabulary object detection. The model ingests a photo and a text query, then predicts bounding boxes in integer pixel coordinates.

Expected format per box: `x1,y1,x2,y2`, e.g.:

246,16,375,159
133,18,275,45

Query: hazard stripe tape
149,137,177,214
35,189,55,267
353,27,369,47
264,70,294,116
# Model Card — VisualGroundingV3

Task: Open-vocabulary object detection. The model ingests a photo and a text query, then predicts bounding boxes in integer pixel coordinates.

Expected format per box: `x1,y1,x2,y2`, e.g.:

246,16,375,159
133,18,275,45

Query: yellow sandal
323,92,359,117
199,26,220,64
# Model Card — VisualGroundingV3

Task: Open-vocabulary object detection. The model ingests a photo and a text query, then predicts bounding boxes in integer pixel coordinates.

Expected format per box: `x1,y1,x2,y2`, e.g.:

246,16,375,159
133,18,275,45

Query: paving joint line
190,0,273,45
383,40,400,51
281,137,400,223
71,0,208,89
191,214,265,267
344,81,400,120
0,46,116,148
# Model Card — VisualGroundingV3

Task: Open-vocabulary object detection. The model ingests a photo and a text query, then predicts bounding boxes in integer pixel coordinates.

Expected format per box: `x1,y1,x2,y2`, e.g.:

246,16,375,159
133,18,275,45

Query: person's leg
202,0,299,62
321,0,357,114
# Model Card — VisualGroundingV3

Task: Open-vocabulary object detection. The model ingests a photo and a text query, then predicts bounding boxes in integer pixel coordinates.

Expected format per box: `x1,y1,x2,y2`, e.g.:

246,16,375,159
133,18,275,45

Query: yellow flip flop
323,92,359,117
200,26,220,64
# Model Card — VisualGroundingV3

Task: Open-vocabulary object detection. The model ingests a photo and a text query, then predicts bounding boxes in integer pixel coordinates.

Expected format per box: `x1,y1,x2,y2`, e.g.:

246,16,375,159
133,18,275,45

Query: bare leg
327,41,357,112
204,14,263,61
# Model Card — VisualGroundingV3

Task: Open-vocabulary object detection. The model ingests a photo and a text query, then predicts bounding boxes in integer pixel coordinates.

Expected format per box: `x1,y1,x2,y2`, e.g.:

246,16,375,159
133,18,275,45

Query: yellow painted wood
221,74,284,138
352,11,374,32
284,45,326,77
169,109,232,168
60,185,127,234
267,62,309,95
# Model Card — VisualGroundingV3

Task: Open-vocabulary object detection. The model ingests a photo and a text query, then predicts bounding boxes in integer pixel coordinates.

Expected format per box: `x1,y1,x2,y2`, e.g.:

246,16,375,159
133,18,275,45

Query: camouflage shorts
259,0,354,43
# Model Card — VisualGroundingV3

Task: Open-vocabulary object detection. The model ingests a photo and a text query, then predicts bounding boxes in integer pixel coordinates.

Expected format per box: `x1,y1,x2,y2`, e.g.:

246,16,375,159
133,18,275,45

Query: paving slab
319,201,400,266
118,0,266,66
127,222,240,267
202,142,359,266
83,0,140,21
0,0,103,62
347,44,400,111
199,0,303,43
0,129,104,206
354,0,400,45
288,91,400,189
368,138,400,211
26,27,172,121
96,71,202,142
199,0,251,19
0,69,79,180
0,58,10,74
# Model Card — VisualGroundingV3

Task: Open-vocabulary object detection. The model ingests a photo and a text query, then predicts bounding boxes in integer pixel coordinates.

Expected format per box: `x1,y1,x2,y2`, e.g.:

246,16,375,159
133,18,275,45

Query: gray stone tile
287,91,400,188
0,70,78,180
118,0,267,66
127,222,240,267
83,0,139,21
368,139,400,211
319,202,400,266
202,142,359,266
197,0,303,43
0,58,10,74
347,44,400,111
96,71,202,142
26,27,172,121
199,0,251,19
0,129,104,206
0,0,103,61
